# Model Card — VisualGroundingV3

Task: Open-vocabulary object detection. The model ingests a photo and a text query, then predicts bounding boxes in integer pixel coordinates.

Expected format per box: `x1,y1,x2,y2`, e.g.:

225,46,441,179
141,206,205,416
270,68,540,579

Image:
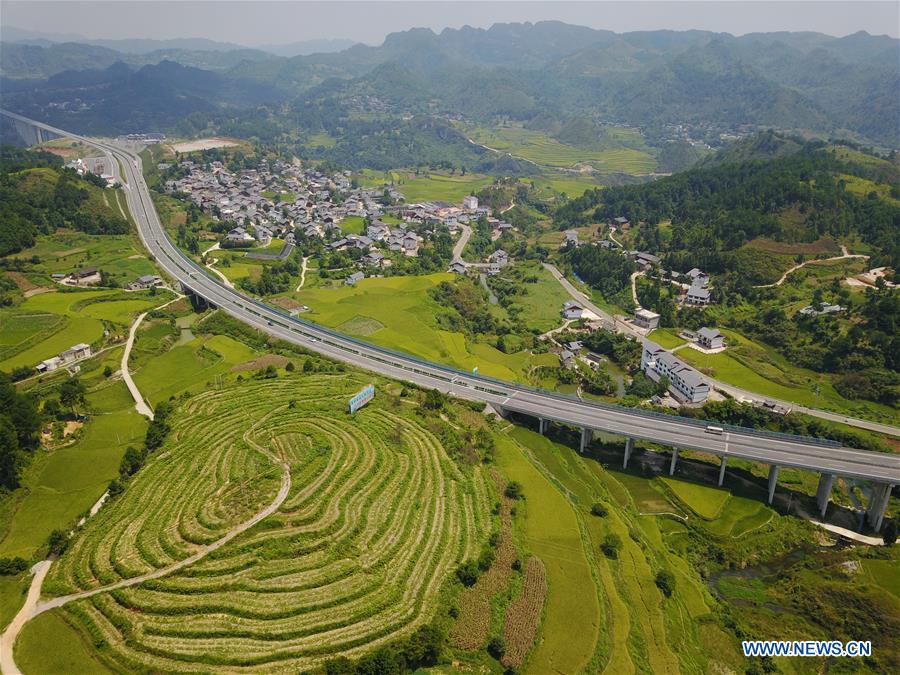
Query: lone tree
601,533,622,559
505,481,524,500
655,569,676,597
591,502,609,517
423,389,445,410
59,378,86,414
456,560,480,587
883,519,898,546
487,636,505,660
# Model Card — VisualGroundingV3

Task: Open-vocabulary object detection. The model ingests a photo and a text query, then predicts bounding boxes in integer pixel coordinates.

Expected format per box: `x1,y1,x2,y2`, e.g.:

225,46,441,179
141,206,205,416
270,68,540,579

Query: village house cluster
163,159,501,280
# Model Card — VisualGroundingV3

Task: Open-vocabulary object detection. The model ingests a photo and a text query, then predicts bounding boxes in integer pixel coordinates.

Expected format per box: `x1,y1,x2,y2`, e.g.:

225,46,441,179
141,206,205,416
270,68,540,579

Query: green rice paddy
294,273,556,381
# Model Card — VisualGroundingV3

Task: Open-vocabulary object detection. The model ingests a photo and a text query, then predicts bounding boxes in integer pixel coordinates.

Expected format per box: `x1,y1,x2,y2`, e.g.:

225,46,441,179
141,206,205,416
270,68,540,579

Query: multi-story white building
641,341,710,403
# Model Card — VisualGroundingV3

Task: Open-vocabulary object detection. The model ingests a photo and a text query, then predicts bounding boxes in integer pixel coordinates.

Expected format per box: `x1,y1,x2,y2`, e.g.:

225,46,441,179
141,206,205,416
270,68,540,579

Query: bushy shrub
655,569,676,597
601,533,622,559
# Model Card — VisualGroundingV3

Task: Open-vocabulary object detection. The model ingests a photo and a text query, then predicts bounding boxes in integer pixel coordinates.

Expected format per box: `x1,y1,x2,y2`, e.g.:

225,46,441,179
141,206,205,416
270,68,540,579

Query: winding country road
121,311,154,419
452,224,472,261
202,242,235,288
754,246,869,288
120,292,185,420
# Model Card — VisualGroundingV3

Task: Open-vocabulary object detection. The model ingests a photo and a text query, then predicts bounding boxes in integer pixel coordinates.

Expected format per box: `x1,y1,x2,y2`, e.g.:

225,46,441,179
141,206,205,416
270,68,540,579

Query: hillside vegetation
557,136,900,275
0,147,129,257
3,24,897,163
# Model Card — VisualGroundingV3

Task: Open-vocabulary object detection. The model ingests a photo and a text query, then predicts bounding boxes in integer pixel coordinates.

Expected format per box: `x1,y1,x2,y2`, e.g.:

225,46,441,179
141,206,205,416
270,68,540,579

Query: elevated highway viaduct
4,109,897,531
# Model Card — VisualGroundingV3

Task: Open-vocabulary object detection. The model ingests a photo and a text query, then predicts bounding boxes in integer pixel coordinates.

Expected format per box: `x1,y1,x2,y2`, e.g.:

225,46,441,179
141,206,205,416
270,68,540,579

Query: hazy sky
3,1,898,45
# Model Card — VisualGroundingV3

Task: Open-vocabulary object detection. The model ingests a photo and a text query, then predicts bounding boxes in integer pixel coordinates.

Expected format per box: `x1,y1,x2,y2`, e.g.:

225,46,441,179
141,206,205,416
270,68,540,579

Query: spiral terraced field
42,375,492,671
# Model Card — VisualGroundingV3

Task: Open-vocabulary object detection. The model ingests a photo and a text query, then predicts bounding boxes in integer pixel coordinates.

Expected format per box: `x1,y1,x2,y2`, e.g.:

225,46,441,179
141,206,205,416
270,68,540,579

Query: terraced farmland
40,375,492,671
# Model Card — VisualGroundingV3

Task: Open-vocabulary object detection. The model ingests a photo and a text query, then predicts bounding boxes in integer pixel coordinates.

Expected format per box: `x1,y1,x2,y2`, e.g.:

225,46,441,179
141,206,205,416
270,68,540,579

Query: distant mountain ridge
1,21,897,148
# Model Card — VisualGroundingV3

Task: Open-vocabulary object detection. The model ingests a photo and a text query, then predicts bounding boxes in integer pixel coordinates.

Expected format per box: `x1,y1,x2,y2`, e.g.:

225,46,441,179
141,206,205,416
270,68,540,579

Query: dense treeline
240,258,301,296
0,372,41,489
566,245,635,300
0,146,129,256
555,143,900,270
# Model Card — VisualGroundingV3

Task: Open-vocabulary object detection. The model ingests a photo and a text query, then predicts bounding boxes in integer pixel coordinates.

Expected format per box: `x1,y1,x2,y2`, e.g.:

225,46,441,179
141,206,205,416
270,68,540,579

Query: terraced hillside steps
33,375,491,672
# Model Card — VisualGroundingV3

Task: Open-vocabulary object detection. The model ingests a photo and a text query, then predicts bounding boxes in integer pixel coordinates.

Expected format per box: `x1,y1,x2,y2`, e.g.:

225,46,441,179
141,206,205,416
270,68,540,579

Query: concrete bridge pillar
623,437,634,468
718,456,728,487
538,418,547,435
866,483,894,532
669,448,679,476
816,473,835,518
767,465,780,505
580,428,591,453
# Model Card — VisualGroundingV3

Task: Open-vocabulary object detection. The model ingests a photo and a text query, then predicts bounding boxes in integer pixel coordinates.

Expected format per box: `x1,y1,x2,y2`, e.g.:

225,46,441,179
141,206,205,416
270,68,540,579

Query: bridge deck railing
167,242,841,450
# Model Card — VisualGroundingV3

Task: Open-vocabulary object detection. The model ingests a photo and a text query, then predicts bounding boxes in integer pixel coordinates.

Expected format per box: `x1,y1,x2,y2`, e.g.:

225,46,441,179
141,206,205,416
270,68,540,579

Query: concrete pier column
767,465,780,505
718,456,728,487
669,448,679,476
538,418,547,435
623,437,634,468
580,428,591,453
866,483,894,532
816,473,835,518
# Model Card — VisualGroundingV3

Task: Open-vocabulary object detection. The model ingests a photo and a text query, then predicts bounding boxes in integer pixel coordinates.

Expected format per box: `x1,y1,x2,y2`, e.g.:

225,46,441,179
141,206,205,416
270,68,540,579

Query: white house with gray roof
641,341,710,403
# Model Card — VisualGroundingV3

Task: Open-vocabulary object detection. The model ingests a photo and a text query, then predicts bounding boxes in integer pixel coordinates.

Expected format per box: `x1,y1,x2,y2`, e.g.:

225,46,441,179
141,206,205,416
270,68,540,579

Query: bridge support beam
718,456,728,487
816,473,835,518
623,437,634,468
866,483,894,532
580,428,591,454
767,465,780,505
669,448,679,476
538,418,547,435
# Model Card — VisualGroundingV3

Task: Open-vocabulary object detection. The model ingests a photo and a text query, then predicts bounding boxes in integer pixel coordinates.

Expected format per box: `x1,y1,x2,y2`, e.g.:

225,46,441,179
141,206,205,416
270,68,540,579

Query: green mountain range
1,22,897,154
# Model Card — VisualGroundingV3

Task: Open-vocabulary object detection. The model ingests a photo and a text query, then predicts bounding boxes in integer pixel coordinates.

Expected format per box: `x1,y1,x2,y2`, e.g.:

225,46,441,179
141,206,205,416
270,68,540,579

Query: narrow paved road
452,224,472,261
754,247,868,288
121,293,184,420
542,262,639,337
202,243,235,289
121,311,154,419
0,561,51,675
542,263,900,437
630,270,643,305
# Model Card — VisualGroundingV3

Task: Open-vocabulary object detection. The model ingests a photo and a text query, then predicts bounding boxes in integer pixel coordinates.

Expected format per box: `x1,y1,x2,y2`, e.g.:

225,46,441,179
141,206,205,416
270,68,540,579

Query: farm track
753,246,869,288
21,376,489,672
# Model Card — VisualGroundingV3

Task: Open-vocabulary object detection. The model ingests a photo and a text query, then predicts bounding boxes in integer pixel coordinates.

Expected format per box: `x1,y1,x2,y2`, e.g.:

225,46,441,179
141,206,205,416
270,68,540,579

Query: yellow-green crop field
29,375,492,672
358,169,493,203
466,126,657,173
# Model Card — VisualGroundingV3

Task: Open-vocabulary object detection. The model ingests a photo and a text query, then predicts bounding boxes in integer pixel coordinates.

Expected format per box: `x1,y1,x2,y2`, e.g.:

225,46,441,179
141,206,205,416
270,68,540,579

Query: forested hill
0,147,130,257
2,23,898,148
555,137,900,271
